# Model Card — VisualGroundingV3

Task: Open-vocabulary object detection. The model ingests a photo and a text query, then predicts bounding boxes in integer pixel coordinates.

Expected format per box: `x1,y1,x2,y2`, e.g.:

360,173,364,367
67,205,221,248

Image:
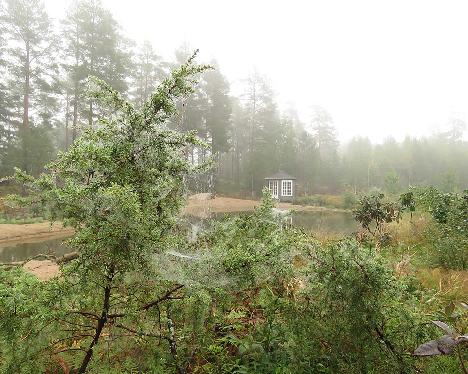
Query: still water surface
0,210,357,263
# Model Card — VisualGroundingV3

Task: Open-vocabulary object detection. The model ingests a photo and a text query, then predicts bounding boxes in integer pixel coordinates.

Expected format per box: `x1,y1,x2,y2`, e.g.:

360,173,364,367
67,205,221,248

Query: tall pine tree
62,0,132,138
1,0,59,175
130,40,164,108
204,61,232,191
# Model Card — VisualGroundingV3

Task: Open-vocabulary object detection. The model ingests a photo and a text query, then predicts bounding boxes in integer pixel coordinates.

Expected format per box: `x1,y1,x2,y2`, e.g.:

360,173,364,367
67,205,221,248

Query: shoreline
0,222,74,246
0,196,350,244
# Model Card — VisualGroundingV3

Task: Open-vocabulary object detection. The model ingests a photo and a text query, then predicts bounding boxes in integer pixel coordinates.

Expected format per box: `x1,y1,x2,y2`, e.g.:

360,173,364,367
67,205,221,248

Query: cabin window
282,180,292,196
268,180,278,197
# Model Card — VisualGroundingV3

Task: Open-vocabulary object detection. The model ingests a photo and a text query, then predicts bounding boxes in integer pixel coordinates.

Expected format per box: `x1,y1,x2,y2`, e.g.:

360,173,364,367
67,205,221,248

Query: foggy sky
45,0,468,142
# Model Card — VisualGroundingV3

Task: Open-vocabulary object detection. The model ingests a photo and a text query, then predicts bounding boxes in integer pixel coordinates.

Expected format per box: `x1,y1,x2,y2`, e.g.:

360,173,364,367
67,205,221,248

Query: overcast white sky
45,0,468,142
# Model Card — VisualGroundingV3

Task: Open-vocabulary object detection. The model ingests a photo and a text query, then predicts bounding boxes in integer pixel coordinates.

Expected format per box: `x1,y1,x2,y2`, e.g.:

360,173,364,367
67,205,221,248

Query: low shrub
414,188,467,270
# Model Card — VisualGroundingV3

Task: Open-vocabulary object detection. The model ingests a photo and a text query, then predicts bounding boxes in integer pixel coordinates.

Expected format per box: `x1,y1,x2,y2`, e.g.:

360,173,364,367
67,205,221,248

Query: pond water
0,236,71,263
291,210,356,235
0,210,357,263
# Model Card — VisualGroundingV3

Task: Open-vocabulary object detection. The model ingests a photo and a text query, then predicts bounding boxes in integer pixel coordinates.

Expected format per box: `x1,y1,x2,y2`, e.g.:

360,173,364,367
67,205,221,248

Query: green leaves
413,187,467,269
353,192,402,244
3,52,213,371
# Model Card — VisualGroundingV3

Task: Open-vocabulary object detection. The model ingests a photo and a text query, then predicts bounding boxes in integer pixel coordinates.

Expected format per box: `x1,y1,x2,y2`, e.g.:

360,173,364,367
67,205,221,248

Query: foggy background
43,0,468,142
0,0,467,198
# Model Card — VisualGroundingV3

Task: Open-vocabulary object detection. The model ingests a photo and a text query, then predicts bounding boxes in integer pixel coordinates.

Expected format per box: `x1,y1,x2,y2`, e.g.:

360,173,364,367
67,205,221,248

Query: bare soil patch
23,260,60,281
0,222,73,245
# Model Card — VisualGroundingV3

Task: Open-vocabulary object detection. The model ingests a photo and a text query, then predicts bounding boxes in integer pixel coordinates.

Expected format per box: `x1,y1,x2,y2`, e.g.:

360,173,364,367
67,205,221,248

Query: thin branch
142,284,184,311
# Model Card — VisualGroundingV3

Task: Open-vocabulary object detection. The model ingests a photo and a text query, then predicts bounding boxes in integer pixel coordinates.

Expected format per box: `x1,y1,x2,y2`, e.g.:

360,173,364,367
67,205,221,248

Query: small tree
384,171,400,195
414,187,468,269
5,52,210,373
399,191,415,219
353,193,402,245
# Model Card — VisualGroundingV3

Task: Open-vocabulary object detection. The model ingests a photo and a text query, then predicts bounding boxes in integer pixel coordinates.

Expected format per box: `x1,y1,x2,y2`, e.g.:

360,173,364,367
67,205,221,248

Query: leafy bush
2,53,212,374
353,192,402,245
203,239,431,373
343,190,358,209
414,187,467,269
1,192,462,373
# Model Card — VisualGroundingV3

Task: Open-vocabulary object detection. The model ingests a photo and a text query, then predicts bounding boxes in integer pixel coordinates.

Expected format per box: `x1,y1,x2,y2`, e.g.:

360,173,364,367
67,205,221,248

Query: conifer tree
204,61,232,190
130,40,165,108
243,70,281,197
7,53,210,373
310,106,340,192
62,0,132,136
1,0,59,174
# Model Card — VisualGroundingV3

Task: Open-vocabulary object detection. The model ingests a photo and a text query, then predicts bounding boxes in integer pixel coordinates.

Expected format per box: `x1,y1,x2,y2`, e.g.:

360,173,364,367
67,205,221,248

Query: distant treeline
0,0,466,197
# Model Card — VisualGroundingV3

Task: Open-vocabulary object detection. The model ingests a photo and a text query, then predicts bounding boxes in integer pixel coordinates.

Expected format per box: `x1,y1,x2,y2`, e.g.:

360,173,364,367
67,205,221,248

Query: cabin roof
264,171,296,180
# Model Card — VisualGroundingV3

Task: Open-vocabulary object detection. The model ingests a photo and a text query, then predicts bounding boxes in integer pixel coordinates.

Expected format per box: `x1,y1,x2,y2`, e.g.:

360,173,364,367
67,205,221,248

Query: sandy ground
23,260,60,281
0,195,347,244
0,222,74,245
0,195,347,280
184,194,347,218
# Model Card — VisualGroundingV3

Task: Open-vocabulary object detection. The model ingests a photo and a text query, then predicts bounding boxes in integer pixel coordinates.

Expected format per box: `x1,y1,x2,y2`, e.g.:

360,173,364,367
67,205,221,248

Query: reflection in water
292,211,357,235
0,237,70,263
0,211,357,263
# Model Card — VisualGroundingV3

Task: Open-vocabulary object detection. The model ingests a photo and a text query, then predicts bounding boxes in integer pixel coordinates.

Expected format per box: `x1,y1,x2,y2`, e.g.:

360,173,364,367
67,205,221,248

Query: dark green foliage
400,191,416,214
204,61,232,156
0,0,59,175
414,308,468,374
1,188,463,373
2,53,211,373
186,237,429,374
415,187,468,269
300,240,422,373
353,192,402,244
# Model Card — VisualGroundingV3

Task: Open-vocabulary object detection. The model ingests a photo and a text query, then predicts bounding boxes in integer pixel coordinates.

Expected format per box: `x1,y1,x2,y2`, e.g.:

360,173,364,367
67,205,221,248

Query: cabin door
268,180,279,198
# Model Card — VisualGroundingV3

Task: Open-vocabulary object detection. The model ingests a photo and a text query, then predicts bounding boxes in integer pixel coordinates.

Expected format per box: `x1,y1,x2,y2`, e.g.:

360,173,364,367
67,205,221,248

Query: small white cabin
264,171,296,202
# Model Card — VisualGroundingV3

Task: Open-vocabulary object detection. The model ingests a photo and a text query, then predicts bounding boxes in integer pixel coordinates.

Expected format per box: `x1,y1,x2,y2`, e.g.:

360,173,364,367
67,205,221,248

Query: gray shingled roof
264,171,296,180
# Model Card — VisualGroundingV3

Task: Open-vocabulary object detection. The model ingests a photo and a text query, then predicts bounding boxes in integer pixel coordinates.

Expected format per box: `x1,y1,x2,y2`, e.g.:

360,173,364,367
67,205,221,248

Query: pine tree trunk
23,41,30,129
72,23,79,142
65,91,70,150
72,81,78,142
22,41,31,173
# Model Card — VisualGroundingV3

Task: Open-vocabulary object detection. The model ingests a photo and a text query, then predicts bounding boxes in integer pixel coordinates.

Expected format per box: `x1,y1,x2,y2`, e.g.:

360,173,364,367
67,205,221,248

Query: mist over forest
0,1,467,374
0,0,466,196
